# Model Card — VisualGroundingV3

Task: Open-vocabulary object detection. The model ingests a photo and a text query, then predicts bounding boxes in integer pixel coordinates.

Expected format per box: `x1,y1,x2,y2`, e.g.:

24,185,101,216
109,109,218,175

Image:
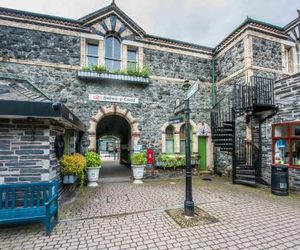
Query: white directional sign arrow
186,82,199,100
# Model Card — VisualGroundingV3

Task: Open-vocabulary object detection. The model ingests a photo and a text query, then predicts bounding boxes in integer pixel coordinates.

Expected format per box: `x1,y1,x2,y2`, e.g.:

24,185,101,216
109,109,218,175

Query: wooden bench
0,179,58,235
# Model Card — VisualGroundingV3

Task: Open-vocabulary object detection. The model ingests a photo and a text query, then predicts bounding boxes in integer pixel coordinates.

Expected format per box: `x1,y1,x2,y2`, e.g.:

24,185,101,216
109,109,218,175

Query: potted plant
85,151,102,187
131,152,147,184
60,154,86,188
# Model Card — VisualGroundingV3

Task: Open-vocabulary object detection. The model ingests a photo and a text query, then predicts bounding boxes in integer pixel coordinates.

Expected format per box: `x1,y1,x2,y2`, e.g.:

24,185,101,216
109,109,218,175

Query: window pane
274,125,288,137
292,140,300,166
292,124,300,136
105,59,120,71
180,140,185,153
127,62,137,71
128,50,137,61
166,126,174,139
274,139,289,164
87,44,98,56
87,56,98,67
105,37,113,58
113,37,121,60
166,140,174,154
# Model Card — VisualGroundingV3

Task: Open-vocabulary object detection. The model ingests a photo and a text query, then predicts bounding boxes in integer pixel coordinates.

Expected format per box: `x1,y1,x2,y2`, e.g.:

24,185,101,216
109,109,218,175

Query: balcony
77,70,150,85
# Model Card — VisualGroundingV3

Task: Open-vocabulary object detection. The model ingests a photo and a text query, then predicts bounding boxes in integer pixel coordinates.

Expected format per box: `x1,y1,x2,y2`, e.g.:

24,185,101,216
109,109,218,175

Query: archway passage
96,114,132,180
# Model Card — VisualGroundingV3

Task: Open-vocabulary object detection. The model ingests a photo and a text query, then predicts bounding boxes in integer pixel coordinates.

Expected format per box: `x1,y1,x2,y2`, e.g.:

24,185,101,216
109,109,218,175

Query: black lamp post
183,98,194,217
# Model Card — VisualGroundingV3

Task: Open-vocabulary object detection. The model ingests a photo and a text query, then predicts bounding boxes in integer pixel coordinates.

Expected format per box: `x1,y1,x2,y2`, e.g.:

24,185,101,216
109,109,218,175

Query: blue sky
1,0,299,47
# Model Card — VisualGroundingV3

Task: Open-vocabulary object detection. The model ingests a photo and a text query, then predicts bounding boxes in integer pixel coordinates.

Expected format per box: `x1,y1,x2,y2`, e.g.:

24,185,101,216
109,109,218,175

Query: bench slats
5,189,8,209
0,179,58,235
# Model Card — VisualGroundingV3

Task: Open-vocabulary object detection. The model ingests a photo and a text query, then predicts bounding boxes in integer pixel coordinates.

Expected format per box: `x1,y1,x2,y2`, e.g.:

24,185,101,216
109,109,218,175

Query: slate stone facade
261,73,300,190
0,26,81,65
252,36,282,71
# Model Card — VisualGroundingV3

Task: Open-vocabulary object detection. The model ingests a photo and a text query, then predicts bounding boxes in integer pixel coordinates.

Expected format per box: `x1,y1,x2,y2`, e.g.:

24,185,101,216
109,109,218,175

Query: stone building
0,1,300,188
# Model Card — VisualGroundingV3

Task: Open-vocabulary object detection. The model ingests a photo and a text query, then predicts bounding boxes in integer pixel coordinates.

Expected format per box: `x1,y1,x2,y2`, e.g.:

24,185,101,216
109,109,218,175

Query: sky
0,0,299,47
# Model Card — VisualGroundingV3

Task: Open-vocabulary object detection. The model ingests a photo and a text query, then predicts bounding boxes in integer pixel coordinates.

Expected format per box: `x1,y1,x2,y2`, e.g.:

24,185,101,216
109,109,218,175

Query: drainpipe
211,55,217,107
211,54,217,175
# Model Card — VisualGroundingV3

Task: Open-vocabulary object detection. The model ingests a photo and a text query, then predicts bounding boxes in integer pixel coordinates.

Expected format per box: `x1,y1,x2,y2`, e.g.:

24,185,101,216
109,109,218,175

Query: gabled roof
215,17,287,53
79,1,145,36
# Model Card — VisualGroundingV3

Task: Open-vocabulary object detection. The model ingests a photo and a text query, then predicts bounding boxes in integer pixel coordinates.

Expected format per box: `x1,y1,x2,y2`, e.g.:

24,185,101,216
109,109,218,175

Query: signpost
172,81,199,217
168,115,183,125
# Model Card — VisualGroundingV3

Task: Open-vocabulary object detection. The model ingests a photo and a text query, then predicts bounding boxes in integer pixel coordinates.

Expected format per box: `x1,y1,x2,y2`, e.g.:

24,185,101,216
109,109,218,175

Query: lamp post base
184,200,195,217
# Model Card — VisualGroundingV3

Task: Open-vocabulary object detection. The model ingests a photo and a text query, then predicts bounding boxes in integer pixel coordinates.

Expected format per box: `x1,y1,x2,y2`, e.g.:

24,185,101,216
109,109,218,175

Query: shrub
157,154,185,170
85,151,101,168
60,153,87,188
131,152,147,166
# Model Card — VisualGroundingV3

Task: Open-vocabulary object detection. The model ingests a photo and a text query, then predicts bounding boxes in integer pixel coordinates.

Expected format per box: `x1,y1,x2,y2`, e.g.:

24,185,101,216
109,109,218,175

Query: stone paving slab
1,177,300,250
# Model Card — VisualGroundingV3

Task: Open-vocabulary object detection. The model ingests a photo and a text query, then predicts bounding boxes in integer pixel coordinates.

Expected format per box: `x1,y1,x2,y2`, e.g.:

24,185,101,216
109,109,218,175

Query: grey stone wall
252,36,282,71
0,119,50,184
0,26,80,65
0,118,79,184
0,62,212,156
143,48,212,81
261,73,300,190
216,40,245,81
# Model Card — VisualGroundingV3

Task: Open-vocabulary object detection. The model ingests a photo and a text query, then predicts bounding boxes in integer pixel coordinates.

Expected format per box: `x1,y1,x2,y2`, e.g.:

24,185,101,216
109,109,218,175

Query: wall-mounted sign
89,94,139,104
134,145,142,153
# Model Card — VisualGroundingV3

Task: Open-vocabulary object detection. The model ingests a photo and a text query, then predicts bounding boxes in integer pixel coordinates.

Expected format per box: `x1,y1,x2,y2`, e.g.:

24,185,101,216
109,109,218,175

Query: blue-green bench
0,179,58,235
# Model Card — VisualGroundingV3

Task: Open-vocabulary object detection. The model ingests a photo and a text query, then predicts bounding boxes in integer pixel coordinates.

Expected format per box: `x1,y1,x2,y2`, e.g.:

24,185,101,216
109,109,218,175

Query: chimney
298,9,300,17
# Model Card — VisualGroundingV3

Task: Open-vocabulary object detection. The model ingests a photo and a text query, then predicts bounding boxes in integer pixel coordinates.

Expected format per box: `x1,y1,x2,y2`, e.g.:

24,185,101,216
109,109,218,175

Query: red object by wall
147,149,154,164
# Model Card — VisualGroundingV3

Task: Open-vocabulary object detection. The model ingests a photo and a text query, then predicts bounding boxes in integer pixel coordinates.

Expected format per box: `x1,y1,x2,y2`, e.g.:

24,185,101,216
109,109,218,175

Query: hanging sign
89,94,139,104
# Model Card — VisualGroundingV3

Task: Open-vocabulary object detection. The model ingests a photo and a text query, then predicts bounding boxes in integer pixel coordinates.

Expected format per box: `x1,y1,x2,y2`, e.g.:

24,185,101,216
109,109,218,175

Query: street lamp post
184,99,194,217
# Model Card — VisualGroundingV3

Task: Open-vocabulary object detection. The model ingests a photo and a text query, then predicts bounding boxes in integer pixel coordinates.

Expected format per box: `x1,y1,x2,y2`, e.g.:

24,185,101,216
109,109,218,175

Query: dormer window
105,35,121,70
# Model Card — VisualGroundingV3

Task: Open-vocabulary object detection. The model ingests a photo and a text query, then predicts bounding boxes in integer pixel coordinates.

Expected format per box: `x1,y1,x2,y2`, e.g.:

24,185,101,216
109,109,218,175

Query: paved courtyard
1,176,300,250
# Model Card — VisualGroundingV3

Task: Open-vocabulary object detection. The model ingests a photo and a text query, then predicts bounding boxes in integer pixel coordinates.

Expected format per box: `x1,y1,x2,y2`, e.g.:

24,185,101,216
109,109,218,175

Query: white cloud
0,0,299,47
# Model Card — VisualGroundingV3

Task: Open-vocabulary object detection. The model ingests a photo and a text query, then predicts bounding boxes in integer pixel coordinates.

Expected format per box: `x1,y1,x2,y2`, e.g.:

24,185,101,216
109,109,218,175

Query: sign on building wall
89,94,139,104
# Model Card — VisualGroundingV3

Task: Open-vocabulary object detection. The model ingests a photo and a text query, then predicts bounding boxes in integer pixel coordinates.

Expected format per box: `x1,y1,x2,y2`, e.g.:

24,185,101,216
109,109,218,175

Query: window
86,43,99,67
296,42,300,73
105,35,121,70
284,46,293,74
272,122,300,168
180,124,193,154
165,126,174,154
127,49,137,70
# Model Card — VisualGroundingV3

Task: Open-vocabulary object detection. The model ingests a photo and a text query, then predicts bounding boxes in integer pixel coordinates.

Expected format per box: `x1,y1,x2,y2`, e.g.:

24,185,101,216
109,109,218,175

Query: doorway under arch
88,105,141,180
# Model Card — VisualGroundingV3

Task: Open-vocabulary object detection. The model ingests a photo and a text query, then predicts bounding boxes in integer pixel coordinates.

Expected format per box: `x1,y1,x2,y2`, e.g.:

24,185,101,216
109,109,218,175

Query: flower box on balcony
77,70,150,85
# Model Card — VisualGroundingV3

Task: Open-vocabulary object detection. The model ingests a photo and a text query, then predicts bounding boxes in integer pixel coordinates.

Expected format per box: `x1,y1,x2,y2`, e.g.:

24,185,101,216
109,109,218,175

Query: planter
131,165,145,184
87,167,101,187
63,175,77,184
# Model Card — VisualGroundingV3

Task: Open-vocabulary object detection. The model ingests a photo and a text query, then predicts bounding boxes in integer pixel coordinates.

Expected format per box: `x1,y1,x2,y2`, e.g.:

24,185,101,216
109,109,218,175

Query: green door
198,137,207,171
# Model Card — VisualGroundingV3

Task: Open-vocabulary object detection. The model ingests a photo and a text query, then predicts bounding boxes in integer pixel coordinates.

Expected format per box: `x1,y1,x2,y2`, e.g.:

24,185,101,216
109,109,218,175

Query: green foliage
85,151,102,168
81,65,150,78
158,154,185,170
60,153,87,188
131,152,147,166
91,65,107,73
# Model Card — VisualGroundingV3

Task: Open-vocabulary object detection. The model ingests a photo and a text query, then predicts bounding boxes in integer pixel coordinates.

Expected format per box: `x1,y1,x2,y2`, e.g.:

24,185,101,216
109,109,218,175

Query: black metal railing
235,76,275,112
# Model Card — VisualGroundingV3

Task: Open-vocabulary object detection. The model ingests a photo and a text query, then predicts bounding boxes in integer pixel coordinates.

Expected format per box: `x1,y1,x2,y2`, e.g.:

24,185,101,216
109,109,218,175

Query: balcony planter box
63,175,77,184
77,70,150,84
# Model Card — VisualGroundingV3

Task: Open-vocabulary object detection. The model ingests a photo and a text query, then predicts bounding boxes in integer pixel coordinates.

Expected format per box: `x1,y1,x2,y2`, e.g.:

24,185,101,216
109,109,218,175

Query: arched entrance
88,105,140,180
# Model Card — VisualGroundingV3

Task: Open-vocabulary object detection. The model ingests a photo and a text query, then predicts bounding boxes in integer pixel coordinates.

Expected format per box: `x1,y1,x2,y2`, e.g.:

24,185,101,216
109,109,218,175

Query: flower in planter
60,153,86,188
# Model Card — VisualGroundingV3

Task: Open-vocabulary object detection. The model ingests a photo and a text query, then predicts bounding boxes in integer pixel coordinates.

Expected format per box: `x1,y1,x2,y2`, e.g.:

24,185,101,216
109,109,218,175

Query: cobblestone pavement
1,177,300,250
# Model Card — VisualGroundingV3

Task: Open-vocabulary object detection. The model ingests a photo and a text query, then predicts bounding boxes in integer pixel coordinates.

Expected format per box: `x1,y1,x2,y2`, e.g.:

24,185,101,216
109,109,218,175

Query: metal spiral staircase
211,76,278,186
